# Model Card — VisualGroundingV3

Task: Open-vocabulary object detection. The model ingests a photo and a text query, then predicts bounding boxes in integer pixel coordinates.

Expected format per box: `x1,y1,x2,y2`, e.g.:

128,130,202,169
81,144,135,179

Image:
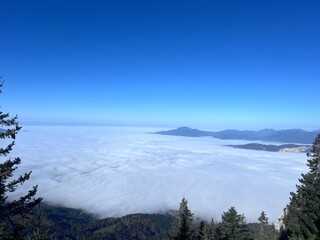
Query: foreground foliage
14,203,279,240
0,80,42,239
280,134,320,240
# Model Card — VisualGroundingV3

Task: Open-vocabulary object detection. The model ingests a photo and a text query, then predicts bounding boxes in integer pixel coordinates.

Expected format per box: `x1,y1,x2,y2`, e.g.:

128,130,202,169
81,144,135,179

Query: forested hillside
17,203,277,240
24,204,174,239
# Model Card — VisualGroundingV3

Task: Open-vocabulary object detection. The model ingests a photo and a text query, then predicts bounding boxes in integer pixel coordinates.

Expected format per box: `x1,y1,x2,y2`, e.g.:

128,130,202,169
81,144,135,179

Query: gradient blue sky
1,0,319,130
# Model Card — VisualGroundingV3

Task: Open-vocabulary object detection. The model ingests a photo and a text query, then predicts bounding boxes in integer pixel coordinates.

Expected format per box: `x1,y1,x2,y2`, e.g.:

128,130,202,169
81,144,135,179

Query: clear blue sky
0,0,319,130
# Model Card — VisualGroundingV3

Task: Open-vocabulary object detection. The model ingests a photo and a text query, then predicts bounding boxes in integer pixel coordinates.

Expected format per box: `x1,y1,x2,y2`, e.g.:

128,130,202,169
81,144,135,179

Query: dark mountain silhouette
156,127,319,144
156,126,214,137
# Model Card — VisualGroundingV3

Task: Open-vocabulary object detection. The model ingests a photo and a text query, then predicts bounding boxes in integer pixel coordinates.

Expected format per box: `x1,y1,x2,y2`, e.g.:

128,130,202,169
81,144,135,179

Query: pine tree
196,220,206,240
196,220,216,240
256,211,268,240
204,219,216,240
0,80,42,239
219,207,247,240
255,211,278,240
171,198,194,240
282,134,320,240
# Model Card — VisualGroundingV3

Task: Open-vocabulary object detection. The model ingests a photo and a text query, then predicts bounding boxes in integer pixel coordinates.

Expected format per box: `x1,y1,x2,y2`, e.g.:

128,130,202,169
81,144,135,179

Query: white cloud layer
8,126,307,223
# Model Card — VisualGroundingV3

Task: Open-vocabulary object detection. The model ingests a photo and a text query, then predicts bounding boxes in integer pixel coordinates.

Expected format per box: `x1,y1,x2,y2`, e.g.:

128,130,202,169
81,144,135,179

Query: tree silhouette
0,80,42,239
219,207,247,240
171,198,194,240
281,134,320,239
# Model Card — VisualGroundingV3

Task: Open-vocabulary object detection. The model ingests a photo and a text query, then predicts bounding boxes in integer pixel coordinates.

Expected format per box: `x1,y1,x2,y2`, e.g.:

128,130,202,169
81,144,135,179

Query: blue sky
0,0,319,130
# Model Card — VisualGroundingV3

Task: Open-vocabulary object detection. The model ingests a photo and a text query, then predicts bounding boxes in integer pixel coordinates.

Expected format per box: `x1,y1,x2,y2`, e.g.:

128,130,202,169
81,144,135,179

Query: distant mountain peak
156,126,213,137
177,126,194,130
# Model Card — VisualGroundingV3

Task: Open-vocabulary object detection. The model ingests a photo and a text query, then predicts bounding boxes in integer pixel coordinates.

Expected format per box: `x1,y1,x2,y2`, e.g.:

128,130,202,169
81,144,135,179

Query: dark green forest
0,202,279,240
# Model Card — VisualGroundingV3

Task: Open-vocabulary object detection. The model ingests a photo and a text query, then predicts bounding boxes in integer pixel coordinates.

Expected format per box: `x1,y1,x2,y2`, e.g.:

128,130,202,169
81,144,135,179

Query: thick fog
9,126,307,223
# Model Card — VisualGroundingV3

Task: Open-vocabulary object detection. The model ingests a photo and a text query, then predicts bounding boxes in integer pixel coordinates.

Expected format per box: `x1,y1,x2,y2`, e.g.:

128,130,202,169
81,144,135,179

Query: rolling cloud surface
8,126,307,223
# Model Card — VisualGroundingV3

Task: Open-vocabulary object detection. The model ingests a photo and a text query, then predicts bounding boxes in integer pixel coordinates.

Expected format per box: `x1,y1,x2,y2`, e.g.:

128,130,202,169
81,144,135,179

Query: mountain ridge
156,127,319,144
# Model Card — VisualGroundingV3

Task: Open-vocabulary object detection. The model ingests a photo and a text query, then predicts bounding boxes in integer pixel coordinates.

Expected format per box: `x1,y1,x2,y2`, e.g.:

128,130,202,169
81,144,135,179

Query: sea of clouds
8,126,307,223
